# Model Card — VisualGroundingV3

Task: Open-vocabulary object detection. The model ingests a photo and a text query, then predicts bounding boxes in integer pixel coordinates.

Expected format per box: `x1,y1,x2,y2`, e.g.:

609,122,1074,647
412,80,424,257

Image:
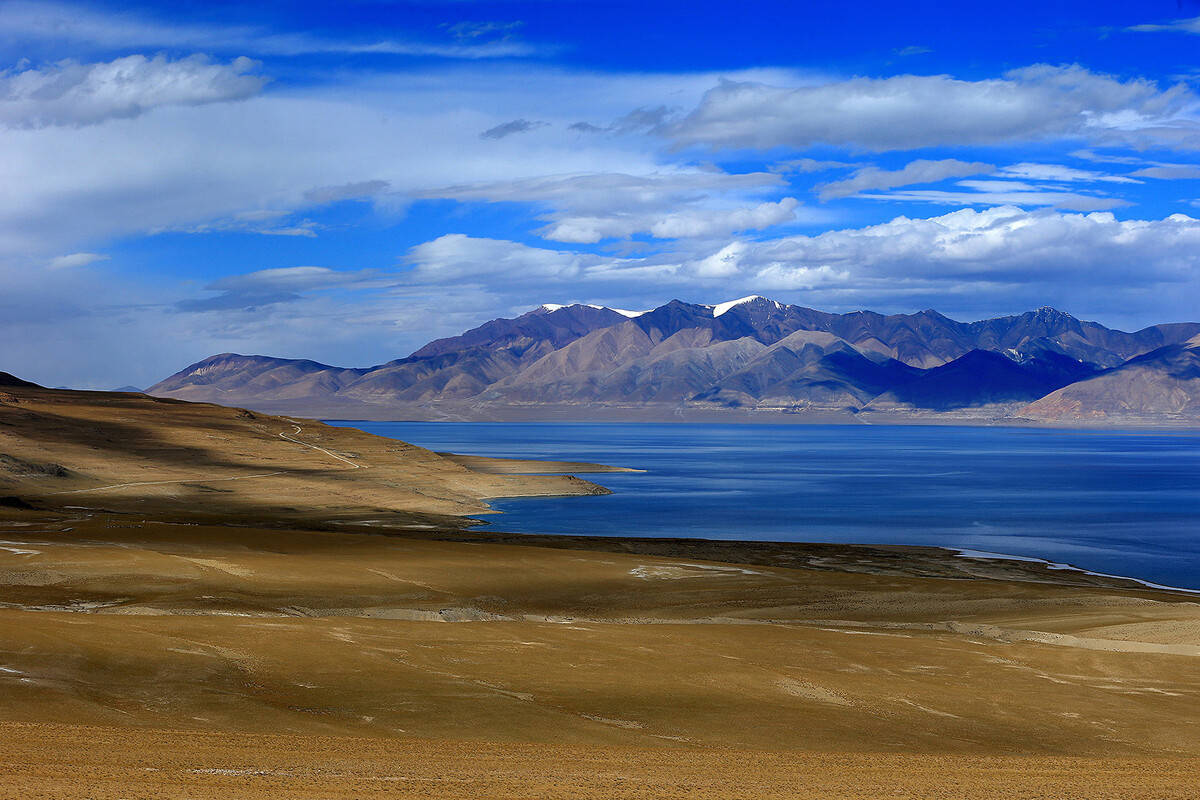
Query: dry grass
1,385,1198,796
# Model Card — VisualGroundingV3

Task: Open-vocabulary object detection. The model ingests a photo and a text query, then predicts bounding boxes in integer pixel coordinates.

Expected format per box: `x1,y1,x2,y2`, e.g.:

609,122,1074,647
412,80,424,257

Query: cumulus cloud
817,159,995,200
404,208,1200,294
480,119,549,139
685,207,1200,287
0,54,265,128
667,65,1198,152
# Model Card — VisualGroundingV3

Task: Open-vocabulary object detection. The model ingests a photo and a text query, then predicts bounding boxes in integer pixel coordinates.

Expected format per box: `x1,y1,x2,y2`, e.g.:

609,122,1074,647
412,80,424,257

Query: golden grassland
1,385,1198,797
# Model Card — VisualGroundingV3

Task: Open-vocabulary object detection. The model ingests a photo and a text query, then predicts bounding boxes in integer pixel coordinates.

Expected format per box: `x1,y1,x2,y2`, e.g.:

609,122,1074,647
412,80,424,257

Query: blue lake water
327,421,1200,590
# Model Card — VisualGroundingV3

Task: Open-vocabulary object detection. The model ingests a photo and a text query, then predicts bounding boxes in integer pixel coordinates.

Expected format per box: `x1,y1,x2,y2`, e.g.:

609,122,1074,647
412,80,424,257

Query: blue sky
3,0,1200,387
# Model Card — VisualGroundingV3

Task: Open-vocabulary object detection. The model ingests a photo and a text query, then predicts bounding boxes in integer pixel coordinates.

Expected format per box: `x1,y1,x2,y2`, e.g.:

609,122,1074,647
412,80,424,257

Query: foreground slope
0,508,1198,799
1,375,1198,797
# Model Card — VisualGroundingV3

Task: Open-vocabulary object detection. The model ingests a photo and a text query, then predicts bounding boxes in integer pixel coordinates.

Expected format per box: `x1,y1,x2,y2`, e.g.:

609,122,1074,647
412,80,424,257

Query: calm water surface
327,421,1200,590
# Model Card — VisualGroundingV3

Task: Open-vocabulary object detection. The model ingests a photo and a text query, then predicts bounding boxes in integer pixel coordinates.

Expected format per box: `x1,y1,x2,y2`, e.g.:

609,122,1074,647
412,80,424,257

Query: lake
327,421,1200,590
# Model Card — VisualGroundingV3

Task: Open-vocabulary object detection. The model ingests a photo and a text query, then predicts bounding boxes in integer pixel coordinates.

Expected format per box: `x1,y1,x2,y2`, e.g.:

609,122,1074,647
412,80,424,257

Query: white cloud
997,162,1141,184
690,207,1200,288
817,159,995,199
421,171,782,214
0,54,265,128
859,181,1127,212
381,208,1200,334
209,266,383,293
167,210,320,238
0,66,698,262
1069,149,1148,165
648,198,800,239
692,242,746,277
397,208,1200,305
4,47,1198,387
755,263,850,290
406,234,599,282
420,171,799,243
543,198,801,243
47,251,108,270
668,65,1198,152
1068,151,1200,180
1130,165,1200,179
1129,16,1200,35
0,1,542,59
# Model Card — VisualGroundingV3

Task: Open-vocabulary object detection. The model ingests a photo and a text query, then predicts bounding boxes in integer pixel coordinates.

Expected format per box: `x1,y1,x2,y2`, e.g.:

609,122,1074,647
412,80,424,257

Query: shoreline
952,548,1200,596
358,520,1200,600
137,392,1200,429
317,417,1200,598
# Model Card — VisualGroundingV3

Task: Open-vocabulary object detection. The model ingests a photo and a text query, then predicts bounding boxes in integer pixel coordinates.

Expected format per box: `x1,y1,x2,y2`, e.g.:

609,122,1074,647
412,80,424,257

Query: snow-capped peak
538,303,648,318
712,295,780,317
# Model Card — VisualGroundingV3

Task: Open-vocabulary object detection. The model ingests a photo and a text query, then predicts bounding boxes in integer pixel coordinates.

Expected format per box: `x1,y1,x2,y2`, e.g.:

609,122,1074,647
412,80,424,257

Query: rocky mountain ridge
147,298,1200,424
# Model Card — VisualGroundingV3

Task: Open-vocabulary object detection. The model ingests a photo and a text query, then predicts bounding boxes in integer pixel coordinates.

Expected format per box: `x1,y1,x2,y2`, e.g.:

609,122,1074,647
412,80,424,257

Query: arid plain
1,380,1199,798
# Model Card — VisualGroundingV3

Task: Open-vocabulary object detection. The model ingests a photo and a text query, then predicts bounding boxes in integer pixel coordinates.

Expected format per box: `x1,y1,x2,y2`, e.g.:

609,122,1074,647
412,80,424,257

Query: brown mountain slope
1020,334,1200,423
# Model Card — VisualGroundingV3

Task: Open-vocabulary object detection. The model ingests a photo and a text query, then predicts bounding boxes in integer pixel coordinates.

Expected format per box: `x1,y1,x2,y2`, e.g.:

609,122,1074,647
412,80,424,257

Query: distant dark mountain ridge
147,297,1200,423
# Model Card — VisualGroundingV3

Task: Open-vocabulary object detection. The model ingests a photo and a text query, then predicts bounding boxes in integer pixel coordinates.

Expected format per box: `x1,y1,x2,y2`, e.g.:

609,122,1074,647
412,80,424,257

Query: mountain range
147,297,1200,425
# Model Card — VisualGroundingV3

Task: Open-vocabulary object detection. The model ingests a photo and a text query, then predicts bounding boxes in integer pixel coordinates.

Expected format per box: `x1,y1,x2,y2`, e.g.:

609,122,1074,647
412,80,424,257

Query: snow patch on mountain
539,303,647,318
712,295,782,317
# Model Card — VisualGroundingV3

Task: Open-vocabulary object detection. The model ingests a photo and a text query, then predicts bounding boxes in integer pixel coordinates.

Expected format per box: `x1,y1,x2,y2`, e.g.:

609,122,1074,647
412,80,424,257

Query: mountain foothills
148,297,1200,424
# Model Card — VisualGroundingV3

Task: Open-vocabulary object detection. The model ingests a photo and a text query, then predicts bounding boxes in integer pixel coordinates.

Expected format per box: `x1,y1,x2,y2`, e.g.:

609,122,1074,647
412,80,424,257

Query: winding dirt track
278,424,365,469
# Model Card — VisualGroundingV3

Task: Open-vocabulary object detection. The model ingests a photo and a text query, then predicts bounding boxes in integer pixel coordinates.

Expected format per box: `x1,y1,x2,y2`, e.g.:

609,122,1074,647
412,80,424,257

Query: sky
3,0,1200,388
